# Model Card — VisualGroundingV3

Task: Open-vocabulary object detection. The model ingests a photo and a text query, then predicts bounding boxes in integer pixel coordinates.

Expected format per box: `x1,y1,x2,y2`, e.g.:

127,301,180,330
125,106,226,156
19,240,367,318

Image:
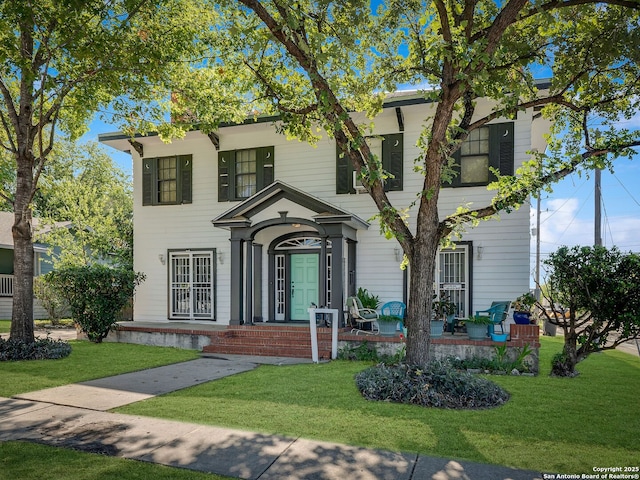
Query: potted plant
512,292,536,325
431,295,456,338
377,314,400,337
356,287,380,309
465,314,491,340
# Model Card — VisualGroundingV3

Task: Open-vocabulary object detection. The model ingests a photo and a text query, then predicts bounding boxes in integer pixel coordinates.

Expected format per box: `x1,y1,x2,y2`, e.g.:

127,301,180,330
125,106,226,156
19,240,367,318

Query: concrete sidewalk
1,356,545,480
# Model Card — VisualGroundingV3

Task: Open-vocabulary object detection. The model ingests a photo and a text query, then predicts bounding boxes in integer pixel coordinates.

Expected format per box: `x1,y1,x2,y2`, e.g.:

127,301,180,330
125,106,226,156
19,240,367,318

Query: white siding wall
131,98,540,324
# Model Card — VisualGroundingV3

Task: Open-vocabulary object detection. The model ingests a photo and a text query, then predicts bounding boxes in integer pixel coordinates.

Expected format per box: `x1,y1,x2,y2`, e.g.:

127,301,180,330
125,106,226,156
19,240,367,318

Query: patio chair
346,296,379,335
380,300,406,334
380,301,406,319
475,301,511,335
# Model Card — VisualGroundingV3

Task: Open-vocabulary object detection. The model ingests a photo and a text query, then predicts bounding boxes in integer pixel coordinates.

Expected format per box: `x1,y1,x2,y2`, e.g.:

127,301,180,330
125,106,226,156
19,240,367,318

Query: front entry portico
212,181,369,325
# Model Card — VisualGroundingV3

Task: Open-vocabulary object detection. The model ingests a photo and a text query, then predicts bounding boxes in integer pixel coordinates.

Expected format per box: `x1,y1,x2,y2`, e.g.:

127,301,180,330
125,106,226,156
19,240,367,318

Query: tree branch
443,139,640,233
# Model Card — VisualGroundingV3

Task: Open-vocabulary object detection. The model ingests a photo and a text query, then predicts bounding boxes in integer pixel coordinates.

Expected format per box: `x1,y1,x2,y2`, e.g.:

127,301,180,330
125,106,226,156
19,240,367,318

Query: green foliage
337,341,406,365
0,336,71,361
33,277,67,325
0,0,221,341
46,265,145,343
542,245,640,375
448,343,534,374
356,287,380,309
432,293,456,319
196,1,640,368
337,341,379,361
377,314,399,324
513,292,536,313
355,361,510,409
466,315,492,325
34,141,133,269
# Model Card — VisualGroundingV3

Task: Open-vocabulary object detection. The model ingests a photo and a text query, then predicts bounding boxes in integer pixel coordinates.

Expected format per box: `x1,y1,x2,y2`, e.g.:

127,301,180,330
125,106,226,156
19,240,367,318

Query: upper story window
218,146,274,201
336,133,403,194
446,122,514,188
142,155,192,206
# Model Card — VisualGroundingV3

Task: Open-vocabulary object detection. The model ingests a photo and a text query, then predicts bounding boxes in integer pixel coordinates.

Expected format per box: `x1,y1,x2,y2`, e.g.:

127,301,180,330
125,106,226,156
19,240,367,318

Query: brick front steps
107,322,540,370
202,325,336,360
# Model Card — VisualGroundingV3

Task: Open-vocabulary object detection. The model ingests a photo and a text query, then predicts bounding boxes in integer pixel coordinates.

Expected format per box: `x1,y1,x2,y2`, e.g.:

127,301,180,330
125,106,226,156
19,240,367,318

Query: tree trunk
9,153,35,343
552,332,579,377
405,233,440,366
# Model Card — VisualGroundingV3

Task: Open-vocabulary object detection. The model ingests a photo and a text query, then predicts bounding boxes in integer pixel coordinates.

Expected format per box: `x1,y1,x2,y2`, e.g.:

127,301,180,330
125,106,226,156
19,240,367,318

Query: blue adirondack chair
475,301,511,335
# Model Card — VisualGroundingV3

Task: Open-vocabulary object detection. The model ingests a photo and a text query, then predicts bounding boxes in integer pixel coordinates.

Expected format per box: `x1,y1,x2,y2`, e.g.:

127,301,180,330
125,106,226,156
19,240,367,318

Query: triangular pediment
212,181,368,230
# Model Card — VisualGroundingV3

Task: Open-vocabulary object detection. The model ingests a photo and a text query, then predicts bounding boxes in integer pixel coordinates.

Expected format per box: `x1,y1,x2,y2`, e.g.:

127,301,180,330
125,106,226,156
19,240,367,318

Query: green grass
0,339,199,398
1,318,76,333
116,337,640,474
3,319,639,475
0,441,232,479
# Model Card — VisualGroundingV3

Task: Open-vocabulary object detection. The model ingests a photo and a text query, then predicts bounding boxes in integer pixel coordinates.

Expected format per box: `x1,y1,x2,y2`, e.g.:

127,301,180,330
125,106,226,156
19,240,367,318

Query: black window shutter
382,133,403,191
258,146,275,190
178,155,192,204
218,150,233,202
489,122,514,180
142,158,155,205
336,143,354,194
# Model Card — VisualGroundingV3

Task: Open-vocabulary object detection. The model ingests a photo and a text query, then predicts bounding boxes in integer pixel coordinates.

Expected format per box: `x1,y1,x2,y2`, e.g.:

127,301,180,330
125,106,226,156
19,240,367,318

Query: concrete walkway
0,354,546,480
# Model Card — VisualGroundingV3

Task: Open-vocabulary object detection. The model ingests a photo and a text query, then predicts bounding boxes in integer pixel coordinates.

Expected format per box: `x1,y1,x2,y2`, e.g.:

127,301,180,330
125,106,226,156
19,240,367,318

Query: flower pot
490,332,508,342
466,322,488,340
513,311,530,325
378,321,398,337
430,320,444,338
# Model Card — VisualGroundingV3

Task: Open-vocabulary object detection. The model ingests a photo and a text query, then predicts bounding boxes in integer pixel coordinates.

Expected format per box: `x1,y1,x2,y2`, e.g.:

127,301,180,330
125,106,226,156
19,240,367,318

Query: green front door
290,253,319,320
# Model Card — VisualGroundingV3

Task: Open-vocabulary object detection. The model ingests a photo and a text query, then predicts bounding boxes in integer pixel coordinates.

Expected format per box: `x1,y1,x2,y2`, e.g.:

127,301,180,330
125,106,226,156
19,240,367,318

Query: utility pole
595,167,602,246
535,192,541,301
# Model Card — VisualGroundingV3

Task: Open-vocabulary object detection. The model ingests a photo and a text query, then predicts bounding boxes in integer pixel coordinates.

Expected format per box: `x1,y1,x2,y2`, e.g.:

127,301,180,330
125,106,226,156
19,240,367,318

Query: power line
612,172,640,208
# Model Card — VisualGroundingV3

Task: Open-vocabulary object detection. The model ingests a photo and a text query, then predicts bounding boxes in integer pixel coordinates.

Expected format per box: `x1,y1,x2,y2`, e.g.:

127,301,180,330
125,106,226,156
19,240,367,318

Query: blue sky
530,108,640,284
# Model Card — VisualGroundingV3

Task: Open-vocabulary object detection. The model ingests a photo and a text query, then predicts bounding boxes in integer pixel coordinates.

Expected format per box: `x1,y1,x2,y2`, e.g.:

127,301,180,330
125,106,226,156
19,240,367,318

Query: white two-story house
100,90,550,328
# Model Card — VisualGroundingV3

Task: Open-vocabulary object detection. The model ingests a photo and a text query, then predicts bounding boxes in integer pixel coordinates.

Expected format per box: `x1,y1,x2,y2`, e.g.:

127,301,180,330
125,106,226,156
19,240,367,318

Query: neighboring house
0,211,68,319
99,90,551,328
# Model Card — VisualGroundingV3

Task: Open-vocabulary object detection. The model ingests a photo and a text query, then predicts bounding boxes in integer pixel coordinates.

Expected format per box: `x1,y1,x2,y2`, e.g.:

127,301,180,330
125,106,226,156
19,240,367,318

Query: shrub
33,276,68,325
447,344,535,374
338,341,380,361
338,341,406,365
46,264,145,343
0,336,71,361
355,360,510,409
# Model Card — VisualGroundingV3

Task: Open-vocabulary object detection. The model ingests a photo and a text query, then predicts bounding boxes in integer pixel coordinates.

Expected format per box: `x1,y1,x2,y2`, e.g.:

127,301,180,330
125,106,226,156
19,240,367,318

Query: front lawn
0,337,199,398
116,337,640,474
2,319,638,475
0,441,232,479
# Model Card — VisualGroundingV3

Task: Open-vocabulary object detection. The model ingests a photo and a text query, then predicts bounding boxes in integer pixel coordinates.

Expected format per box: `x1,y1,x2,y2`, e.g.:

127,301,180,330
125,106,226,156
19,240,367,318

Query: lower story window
436,244,470,318
169,249,215,320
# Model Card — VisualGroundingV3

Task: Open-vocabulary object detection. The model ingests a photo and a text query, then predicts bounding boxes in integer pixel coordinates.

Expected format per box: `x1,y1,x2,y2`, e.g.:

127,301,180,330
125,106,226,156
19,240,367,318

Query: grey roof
0,211,71,251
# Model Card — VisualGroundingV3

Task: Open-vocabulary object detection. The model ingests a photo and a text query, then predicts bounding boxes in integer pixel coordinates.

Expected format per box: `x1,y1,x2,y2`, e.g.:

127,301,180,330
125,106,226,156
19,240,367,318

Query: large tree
34,141,134,269
166,0,640,365
0,0,217,342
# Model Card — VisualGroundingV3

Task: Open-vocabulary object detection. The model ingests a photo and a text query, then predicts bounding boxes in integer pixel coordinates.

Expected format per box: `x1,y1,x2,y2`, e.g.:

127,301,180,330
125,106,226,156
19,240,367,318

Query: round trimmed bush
0,336,72,361
355,361,510,409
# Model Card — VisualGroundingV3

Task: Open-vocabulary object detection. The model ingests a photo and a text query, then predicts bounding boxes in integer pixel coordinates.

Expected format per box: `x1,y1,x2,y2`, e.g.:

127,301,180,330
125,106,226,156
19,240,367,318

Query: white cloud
537,198,593,251
530,198,640,285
